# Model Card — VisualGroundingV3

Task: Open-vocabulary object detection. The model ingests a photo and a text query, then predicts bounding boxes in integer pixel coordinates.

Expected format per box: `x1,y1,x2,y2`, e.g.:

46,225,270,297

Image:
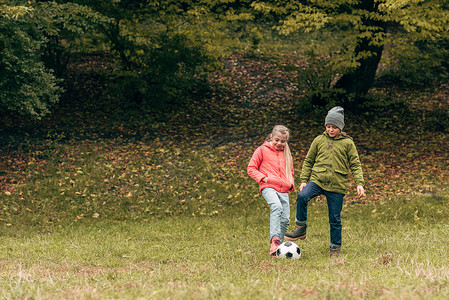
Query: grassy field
1,193,449,299
1,53,449,299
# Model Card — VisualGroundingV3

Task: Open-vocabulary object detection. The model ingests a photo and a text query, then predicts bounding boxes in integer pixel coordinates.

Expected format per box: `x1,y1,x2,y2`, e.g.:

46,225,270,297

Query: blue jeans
295,182,344,248
262,188,290,243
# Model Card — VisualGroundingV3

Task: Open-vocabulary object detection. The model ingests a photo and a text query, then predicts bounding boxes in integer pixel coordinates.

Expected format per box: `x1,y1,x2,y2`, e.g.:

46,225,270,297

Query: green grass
1,49,449,299
1,193,448,299
1,119,448,299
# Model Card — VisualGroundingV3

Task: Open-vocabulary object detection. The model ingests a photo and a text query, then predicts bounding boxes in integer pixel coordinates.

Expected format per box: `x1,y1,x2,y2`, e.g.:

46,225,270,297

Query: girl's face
326,124,341,138
271,132,288,150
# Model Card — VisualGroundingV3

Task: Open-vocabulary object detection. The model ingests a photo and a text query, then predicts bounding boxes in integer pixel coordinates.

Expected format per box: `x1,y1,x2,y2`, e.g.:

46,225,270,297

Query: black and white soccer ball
276,242,301,259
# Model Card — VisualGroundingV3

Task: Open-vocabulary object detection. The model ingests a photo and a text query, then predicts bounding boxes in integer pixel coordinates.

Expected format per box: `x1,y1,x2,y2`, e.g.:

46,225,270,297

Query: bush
96,32,215,121
0,15,62,119
380,37,449,89
423,108,449,133
296,88,348,120
296,87,410,126
108,33,214,113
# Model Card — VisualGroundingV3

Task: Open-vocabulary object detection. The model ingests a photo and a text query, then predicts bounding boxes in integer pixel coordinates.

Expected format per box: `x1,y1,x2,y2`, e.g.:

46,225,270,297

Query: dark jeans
296,182,344,248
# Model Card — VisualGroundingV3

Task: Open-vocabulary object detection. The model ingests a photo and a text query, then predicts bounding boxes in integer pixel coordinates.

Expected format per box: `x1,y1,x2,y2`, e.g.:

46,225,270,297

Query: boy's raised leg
285,182,323,241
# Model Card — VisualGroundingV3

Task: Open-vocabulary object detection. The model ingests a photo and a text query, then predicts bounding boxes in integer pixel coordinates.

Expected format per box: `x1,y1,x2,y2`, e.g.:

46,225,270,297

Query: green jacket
300,131,364,194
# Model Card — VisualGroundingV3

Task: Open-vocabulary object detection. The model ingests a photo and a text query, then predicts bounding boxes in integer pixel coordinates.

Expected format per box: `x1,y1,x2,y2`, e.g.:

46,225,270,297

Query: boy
285,106,365,257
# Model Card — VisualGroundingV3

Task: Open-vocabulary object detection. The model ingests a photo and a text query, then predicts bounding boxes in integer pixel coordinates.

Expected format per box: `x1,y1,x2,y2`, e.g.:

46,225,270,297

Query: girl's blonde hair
267,125,294,186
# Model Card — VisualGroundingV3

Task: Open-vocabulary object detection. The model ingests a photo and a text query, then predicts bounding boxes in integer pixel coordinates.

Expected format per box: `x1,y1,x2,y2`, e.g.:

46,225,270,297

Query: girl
247,125,295,256
285,106,365,257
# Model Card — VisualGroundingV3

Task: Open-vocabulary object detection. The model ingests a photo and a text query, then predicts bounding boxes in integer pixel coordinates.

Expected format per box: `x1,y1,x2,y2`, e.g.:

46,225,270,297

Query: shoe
284,224,307,241
330,246,340,257
270,237,281,256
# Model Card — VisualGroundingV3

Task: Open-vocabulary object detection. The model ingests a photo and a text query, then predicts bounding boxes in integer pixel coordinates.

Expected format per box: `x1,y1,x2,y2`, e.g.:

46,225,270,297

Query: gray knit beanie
325,106,345,131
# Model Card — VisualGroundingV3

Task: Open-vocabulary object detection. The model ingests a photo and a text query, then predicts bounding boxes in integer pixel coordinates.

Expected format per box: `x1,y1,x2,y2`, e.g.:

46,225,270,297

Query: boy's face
326,124,340,138
271,132,288,150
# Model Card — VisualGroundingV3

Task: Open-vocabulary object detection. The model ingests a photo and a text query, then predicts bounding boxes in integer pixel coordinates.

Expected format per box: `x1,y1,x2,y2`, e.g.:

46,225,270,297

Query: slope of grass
1,52,448,226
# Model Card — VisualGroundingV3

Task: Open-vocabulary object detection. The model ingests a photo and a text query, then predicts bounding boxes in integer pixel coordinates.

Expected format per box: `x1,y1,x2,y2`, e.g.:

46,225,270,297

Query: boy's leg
285,182,323,241
295,182,323,224
324,190,344,249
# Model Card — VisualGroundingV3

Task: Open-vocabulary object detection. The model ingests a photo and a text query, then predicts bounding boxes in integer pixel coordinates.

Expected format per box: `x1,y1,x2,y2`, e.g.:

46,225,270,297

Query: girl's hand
357,185,365,198
299,182,307,192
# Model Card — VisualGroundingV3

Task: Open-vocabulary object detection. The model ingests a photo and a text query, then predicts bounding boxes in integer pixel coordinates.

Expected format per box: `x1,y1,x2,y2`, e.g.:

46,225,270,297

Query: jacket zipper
330,140,334,187
326,139,334,186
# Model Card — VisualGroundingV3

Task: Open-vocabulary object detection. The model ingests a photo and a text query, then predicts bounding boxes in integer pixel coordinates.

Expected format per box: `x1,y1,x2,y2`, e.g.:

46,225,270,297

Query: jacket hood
323,131,345,140
262,141,283,152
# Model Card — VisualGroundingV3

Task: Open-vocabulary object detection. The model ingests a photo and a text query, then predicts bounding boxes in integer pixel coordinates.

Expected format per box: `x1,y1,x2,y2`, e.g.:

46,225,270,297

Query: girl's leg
276,192,290,243
295,182,324,224
261,188,284,242
324,191,344,248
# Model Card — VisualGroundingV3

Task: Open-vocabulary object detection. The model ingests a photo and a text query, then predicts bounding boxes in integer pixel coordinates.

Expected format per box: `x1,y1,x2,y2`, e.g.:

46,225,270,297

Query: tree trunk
333,42,384,95
334,0,386,95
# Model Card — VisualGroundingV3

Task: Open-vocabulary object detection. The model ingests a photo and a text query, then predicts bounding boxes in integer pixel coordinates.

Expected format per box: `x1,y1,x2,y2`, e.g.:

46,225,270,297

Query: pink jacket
247,141,295,193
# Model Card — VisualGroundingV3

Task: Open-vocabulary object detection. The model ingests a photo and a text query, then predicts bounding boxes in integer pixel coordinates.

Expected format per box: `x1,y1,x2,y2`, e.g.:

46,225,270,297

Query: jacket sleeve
347,141,365,187
247,146,266,183
300,137,318,183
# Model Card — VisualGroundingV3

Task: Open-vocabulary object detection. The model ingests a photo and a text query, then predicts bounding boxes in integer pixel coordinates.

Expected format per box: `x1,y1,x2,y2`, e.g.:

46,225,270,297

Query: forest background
1,1,449,298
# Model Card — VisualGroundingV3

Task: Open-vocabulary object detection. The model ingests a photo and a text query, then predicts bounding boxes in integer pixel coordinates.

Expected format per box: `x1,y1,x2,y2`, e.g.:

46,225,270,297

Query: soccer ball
276,242,301,259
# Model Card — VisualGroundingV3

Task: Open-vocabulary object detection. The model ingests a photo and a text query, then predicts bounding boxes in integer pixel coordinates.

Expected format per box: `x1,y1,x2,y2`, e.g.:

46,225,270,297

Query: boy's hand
357,185,365,198
299,182,307,192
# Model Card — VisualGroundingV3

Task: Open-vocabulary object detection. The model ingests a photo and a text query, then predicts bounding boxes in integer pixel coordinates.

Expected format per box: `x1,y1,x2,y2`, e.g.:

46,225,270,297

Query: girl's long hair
268,125,294,186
